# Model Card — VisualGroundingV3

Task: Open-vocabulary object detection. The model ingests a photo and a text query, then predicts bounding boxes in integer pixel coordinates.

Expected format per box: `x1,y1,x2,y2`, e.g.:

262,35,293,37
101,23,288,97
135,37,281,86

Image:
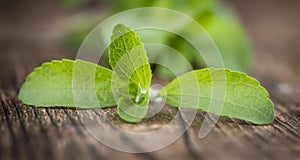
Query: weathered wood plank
1,0,300,159
1,85,299,160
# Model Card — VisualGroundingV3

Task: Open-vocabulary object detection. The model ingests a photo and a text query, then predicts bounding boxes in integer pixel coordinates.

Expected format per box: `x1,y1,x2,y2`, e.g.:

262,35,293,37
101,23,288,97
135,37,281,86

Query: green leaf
109,24,152,122
18,59,116,108
109,24,142,69
159,68,274,124
117,93,150,123
203,8,252,72
19,23,273,125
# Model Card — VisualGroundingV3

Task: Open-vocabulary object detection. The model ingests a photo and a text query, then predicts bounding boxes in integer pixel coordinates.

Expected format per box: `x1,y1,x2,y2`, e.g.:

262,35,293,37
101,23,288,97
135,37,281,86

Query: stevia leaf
18,59,116,108
117,93,150,123
109,24,152,122
159,68,274,124
109,24,142,69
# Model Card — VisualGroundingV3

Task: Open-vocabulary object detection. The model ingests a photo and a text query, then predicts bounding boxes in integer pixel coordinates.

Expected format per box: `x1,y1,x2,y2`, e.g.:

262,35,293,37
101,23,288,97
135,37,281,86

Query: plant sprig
18,24,274,124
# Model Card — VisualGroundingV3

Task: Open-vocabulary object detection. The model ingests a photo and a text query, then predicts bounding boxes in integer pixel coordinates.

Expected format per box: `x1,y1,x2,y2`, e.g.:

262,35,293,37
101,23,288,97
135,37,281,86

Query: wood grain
0,0,299,159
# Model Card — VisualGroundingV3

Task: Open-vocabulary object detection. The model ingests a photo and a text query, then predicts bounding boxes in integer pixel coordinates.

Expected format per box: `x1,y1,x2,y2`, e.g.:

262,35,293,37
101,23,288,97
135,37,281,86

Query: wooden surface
1,0,300,159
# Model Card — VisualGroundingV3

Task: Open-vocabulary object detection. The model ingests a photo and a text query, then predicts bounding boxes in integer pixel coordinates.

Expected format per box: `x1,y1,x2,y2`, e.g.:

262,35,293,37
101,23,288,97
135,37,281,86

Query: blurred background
1,0,299,88
0,1,300,160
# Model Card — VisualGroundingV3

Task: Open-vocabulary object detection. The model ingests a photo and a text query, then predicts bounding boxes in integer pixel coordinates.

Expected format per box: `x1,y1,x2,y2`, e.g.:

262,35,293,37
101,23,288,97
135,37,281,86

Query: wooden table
1,0,299,159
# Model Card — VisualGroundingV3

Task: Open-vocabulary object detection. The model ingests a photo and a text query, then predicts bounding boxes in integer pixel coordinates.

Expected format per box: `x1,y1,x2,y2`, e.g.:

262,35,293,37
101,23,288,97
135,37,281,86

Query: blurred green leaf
59,0,91,8
64,0,253,79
